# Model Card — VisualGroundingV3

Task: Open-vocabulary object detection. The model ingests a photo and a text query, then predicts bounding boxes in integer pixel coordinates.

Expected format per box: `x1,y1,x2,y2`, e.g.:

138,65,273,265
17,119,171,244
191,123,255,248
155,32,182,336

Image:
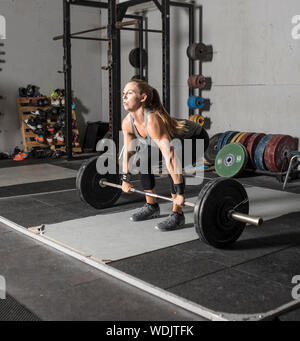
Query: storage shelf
17,97,82,154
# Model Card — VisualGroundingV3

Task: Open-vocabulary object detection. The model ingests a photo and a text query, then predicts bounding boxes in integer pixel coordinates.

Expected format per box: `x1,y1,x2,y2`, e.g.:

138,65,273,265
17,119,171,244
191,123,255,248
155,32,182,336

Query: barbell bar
76,156,263,248
99,179,263,227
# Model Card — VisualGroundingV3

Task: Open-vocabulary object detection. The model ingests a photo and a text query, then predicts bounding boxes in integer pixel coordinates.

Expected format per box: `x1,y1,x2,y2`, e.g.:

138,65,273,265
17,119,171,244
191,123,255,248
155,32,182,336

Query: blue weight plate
187,96,197,109
196,97,205,109
219,131,233,150
187,96,193,109
217,131,230,152
221,131,238,149
254,134,273,170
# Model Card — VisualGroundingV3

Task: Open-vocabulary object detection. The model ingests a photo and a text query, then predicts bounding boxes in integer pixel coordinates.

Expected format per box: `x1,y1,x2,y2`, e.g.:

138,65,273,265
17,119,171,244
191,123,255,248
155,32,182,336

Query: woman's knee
140,174,155,190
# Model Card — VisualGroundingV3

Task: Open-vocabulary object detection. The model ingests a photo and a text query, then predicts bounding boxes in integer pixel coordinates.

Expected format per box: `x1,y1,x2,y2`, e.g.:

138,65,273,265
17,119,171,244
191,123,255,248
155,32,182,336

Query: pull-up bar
53,20,140,41
53,26,107,41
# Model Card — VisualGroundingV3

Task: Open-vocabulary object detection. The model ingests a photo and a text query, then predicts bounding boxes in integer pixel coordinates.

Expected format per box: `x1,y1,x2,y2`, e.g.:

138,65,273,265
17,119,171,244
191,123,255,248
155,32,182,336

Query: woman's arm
146,113,183,186
121,115,136,192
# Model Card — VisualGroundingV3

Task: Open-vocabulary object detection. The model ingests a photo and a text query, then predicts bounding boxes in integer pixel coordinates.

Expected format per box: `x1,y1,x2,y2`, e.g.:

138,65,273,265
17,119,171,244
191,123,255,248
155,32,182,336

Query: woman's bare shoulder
122,113,132,130
147,111,161,124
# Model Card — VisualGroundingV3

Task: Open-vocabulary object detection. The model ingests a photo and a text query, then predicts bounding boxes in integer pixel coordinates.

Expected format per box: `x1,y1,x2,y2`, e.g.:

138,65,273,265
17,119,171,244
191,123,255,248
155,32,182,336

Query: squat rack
59,0,199,159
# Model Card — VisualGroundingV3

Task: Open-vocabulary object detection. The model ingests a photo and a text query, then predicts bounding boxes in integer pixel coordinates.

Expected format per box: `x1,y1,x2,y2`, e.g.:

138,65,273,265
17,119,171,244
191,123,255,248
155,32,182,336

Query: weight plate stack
194,178,249,248
187,43,202,60
187,75,204,88
187,75,195,88
264,134,298,172
187,96,205,110
254,134,273,170
217,131,230,152
235,132,247,143
246,133,266,169
129,48,148,68
195,75,206,88
189,115,199,122
231,132,245,143
187,96,196,109
195,115,205,126
238,132,255,147
187,75,211,90
195,97,205,109
204,133,222,165
187,43,213,62
221,131,239,149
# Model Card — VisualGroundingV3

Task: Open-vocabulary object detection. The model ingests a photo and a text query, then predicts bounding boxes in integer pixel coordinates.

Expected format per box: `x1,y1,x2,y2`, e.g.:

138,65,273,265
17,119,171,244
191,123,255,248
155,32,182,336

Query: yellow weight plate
196,115,205,126
236,132,247,143
230,132,242,143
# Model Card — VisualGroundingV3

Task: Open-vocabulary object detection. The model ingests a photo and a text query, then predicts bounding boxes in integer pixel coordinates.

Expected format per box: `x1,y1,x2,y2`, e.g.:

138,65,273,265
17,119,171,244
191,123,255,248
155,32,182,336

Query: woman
121,79,209,231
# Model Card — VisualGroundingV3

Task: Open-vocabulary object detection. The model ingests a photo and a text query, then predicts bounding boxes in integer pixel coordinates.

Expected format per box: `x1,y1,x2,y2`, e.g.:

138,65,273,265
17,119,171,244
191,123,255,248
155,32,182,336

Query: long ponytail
129,79,188,137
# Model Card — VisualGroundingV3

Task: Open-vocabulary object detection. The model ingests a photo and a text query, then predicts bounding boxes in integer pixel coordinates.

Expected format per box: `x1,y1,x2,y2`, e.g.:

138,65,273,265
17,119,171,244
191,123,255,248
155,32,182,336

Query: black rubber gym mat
110,211,300,316
0,178,76,198
0,294,41,321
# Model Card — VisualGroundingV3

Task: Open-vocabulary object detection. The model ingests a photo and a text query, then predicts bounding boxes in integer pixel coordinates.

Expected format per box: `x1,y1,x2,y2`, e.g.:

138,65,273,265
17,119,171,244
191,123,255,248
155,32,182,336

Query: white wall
1,0,300,153
110,0,300,144
0,0,103,153
199,0,300,139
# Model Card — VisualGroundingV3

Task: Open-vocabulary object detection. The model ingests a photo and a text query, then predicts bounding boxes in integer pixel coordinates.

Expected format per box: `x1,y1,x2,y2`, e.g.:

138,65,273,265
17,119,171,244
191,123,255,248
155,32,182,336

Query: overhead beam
69,0,108,9
117,0,153,9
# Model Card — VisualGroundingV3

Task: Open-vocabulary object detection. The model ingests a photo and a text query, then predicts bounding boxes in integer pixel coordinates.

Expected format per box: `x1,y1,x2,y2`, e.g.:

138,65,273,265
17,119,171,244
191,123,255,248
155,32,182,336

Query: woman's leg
139,145,157,204
140,173,156,204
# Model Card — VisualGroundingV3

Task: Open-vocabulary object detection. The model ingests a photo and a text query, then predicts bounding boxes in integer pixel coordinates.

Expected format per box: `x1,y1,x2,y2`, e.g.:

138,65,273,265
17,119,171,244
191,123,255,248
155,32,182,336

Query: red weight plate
191,75,199,88
238,132,255,147
196,75,206,88
187,76,193,88
264,135,298,172
246,133,265,168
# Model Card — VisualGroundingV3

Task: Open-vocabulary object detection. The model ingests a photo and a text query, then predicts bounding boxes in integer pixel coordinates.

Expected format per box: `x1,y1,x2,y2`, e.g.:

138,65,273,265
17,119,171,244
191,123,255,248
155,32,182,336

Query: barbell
76,156,263,248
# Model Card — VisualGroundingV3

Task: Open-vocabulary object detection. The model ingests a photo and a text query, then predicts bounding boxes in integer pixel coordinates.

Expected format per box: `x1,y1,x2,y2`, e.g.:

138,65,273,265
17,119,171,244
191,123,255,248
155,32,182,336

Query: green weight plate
240,143,249,169
215,143,247,178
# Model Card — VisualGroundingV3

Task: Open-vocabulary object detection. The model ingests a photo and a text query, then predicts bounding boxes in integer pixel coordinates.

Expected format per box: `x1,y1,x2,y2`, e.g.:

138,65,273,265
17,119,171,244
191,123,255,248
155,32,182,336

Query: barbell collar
228,210,263,227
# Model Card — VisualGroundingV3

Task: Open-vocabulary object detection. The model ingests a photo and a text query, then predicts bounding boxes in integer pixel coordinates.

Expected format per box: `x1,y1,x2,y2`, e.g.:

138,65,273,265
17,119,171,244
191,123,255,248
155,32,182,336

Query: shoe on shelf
130,203,160,222
54,132,64,143
13,151,29,161
31,109,47,120
24,118,37,131
155,212,185,232
35,135,45,144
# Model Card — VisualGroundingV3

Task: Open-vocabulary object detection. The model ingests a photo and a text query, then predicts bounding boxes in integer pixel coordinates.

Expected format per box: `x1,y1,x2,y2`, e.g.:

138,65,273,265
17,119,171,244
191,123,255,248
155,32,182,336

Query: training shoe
35,135,45,144
130,203,160,222
24,118,37,131
155,212,185,231
13,152,29,161
31,109,47,120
